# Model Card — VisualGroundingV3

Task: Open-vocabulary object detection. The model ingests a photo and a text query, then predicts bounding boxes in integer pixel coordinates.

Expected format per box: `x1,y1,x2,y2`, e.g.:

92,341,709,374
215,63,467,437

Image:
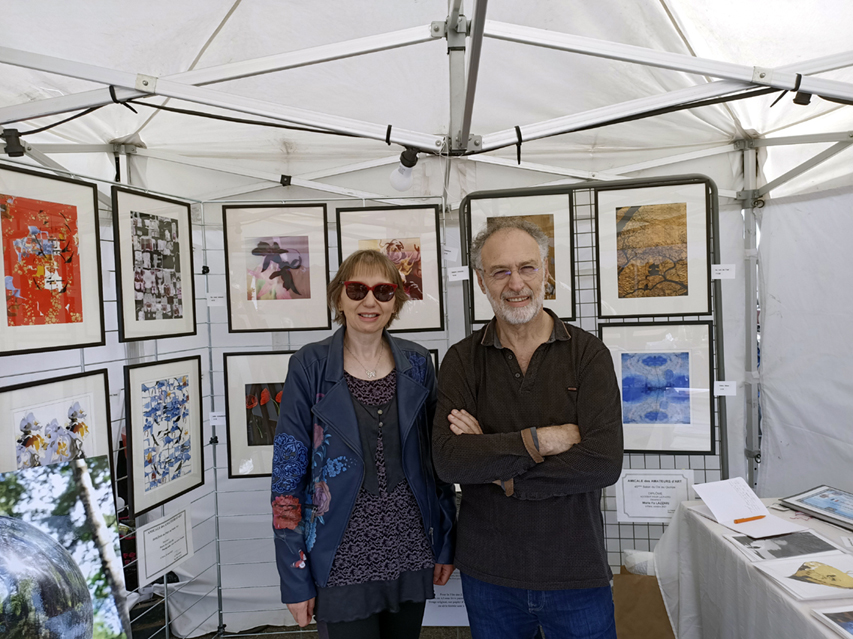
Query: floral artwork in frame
223,204,330,332
0,369,111,474
337,205,444,332
0,165,104,356
112,187,196,341
124,356,203,517
224,352,294,478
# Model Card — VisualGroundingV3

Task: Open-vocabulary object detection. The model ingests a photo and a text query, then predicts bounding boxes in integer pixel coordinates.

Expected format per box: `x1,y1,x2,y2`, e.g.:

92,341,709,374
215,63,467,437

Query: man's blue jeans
460,572,617,639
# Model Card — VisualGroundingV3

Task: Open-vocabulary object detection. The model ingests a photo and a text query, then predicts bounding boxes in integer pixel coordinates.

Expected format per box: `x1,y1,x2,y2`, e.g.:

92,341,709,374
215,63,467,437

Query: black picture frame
593,179,712,319
123,355,205,517
599,320,715,455
223,204,331,333
336,204,445,333
111,186,197,342
0,163,105,356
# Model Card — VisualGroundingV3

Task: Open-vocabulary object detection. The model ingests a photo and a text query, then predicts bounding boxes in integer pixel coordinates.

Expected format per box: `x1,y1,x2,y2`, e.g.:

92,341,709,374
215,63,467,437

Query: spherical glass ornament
0,515,93,638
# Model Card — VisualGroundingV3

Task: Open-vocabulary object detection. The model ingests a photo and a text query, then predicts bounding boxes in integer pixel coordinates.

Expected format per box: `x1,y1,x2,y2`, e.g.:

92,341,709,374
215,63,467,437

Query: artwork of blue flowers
141,375,192,492
621,352,690,424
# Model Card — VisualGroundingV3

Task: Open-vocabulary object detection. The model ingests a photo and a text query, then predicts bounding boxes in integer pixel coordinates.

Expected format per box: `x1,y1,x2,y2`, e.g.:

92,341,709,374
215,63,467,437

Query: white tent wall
756,186,853,498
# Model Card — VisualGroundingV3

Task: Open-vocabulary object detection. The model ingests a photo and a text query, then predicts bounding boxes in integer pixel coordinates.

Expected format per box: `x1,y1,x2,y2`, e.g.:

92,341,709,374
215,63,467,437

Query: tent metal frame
3,2,853,486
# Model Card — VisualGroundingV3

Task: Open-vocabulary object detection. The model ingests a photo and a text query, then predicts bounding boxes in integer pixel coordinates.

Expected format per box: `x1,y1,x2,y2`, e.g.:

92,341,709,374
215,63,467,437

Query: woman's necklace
344,341,384,379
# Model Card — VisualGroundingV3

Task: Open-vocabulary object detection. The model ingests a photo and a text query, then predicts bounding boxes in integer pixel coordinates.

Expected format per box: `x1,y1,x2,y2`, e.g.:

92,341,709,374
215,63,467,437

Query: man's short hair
470,216,550,271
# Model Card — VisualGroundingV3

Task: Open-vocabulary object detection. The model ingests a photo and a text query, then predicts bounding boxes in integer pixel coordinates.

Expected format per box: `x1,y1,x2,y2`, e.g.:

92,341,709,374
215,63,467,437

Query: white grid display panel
571,188,724,573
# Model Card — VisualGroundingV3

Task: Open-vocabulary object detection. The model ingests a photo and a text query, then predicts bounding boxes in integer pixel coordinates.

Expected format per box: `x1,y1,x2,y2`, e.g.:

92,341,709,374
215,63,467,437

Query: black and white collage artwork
131,210,184,321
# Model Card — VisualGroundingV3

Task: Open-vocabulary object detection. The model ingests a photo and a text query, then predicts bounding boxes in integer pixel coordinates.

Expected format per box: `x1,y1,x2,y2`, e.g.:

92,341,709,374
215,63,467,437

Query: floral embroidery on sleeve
272,432,309,493
405,352,427,384
272,495,302,530
303,422,351,552
291,550,307,569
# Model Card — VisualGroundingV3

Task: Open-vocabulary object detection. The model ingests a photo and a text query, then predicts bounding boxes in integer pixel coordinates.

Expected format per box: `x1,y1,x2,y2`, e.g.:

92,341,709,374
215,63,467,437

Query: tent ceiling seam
128,0,244,139
657,0,748,138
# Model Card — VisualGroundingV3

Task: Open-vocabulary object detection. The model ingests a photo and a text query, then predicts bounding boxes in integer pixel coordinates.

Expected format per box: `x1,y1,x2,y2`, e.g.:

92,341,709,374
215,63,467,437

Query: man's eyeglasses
485,265,540,282
343,281,398,302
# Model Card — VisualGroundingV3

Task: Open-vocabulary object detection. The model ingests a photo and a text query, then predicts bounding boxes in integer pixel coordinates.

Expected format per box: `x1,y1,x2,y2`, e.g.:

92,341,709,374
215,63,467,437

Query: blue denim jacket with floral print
271,327,456,604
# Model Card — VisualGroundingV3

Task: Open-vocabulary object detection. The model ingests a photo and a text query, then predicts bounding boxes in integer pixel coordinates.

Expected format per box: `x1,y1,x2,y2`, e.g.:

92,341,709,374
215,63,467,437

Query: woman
271,250,456,638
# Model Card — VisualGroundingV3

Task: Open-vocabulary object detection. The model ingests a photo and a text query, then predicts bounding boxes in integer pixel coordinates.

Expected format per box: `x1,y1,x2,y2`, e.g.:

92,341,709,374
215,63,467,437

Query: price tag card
447,266,469,281
714,381,737,396
712,264,736,280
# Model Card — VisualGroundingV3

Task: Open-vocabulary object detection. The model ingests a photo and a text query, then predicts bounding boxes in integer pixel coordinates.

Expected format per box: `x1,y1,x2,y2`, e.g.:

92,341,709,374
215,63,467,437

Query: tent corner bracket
751,66,774,86
135,73,157,93
430,21,446,38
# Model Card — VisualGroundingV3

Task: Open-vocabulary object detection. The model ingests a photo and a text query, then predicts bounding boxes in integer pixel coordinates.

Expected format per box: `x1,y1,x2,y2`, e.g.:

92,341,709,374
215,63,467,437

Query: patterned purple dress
314,370,435,623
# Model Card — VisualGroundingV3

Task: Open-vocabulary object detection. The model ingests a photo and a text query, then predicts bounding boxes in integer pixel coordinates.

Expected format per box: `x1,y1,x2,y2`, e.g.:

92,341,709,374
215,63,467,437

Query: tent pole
756,141,853,197
483,22,853,101
742,148,760,488
447,1,468,153
458,0,488,151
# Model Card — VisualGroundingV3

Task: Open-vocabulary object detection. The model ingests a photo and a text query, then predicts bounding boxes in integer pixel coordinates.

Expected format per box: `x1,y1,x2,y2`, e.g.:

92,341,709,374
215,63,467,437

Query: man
432,217,623,639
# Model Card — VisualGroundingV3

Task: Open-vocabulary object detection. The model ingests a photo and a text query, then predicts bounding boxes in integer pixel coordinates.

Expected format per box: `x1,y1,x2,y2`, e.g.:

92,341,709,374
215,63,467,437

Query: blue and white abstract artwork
621,352,690,424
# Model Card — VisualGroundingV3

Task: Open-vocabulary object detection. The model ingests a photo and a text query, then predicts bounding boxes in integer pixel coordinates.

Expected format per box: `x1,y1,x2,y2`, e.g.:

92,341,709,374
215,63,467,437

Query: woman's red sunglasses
343,281,398,302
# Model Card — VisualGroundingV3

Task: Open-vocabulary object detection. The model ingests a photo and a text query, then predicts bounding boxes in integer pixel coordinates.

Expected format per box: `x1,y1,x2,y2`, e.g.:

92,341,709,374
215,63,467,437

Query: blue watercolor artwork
141,375,192,492
621,352,690,424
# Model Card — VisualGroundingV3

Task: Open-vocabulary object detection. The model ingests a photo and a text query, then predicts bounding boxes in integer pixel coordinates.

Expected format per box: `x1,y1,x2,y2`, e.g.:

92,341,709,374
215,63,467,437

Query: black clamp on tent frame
280,175,292,186
515,126,523,165
0,128,25,157
109,86,138,114
770,73,808,107
385,125,392,145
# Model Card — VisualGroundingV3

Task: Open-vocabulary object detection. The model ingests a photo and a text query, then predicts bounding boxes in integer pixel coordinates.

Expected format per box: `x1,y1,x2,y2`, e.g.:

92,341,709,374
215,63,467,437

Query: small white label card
207,294,226,307
137,509,195,587
442,245,460,262
210,411,226,427
714,381,737,396
615,469,694,523
422,571,470,627
447,266,469,282
712,264,736,280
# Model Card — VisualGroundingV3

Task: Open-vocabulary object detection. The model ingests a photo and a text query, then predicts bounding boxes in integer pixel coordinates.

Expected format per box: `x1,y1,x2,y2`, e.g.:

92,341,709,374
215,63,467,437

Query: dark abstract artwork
141,376,192,492
131,210,183,321
1,193,83,327
246,235,310,300
0,456,128,638
359,237,423,300
616,202,688,299
245,383,283,446
621,352,690,424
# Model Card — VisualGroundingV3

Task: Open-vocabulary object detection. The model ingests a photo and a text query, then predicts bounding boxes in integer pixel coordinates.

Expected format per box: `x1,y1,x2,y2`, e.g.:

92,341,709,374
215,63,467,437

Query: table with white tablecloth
654,498,853,639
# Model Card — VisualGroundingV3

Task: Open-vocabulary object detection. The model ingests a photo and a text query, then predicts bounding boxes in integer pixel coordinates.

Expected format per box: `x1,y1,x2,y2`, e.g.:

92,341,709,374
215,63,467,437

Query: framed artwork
813,605,853,638
465,192,575,324
0,164,104,356
595,181,711,318
223,351,294,478
780,485,853,533
111,187,196,341
0,369,111,473
337,205,444,333
0,455,129,638
600,321,714,454
124,356,204,517
223,204,330,332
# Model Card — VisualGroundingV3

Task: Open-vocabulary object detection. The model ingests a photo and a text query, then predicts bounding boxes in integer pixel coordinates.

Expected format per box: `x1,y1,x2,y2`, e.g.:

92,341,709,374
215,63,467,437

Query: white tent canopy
2,2,853,635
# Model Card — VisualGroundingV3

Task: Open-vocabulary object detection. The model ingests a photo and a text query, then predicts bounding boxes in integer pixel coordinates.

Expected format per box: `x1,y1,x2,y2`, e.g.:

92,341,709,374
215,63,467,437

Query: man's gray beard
484,278,546,325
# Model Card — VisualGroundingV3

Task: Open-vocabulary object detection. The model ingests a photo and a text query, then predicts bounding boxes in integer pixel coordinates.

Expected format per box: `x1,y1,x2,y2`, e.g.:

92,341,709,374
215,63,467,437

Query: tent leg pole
743,148,761,488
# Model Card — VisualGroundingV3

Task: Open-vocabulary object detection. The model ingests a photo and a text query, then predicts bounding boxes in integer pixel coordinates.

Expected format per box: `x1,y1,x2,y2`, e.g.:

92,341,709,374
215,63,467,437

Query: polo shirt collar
480,307,570,349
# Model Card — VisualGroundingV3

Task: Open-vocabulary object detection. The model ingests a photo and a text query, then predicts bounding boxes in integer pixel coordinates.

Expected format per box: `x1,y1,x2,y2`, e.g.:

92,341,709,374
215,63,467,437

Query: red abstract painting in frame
1,193,83,326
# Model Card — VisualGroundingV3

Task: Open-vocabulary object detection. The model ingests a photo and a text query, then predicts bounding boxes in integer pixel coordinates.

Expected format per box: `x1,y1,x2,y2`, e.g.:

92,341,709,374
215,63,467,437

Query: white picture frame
112,187,196,341
780,485,853,533
337,205,444,333
595,181,711,318
223,204,331,332
600,321,713,454
124,355,204,517
223,351,294,478
466,193,575,323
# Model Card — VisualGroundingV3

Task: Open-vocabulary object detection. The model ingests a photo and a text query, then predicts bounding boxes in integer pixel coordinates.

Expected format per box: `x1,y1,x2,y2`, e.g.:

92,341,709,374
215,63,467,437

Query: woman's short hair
327,250,408,327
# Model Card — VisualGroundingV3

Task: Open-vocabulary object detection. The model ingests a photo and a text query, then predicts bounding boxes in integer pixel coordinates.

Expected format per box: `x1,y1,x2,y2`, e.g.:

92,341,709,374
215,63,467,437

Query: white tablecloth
654,499,853,639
